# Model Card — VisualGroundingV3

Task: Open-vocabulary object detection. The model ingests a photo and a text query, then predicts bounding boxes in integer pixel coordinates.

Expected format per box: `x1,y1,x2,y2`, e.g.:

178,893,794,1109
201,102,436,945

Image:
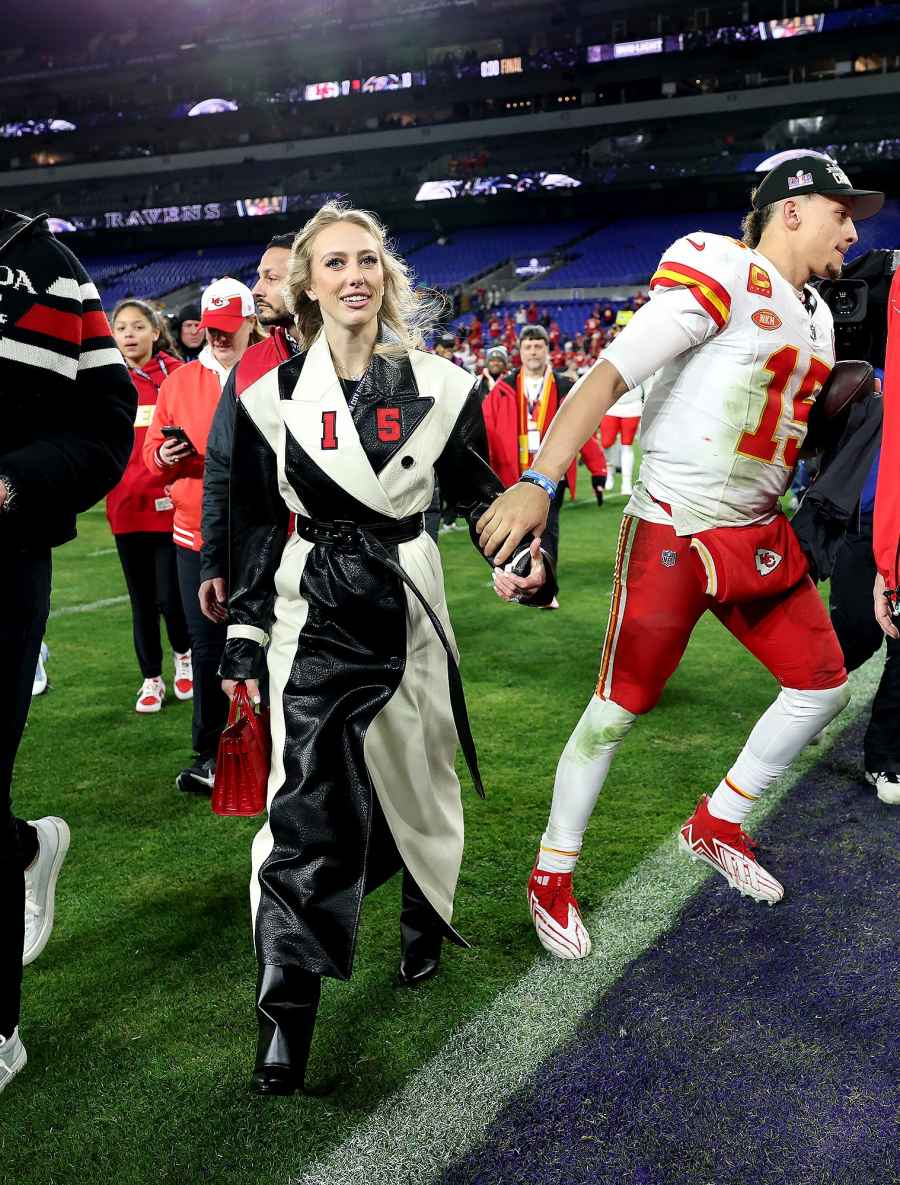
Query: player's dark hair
267,233,295,250
741,193,778,248
520,324,550,345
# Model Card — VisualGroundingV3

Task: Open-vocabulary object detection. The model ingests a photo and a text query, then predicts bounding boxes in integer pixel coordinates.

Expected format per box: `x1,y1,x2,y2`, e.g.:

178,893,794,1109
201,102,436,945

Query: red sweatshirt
143,347,228,551
106,350,184,535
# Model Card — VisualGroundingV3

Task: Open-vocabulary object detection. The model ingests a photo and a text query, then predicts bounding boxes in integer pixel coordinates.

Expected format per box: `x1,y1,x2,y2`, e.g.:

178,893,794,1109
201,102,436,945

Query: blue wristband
520,469,558,499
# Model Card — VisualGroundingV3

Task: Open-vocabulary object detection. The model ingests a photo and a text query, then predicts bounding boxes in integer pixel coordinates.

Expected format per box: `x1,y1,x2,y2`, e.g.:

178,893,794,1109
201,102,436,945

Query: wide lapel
282,332,395,518
350,352,435,475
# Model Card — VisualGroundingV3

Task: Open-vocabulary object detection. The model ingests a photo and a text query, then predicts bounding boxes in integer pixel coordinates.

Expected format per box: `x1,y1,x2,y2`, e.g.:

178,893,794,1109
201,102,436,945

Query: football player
478,155,884,957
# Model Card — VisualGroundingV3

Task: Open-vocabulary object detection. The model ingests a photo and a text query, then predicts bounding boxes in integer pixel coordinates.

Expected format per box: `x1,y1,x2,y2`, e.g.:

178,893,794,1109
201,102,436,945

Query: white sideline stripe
294,660,879,1185
49,595,129,619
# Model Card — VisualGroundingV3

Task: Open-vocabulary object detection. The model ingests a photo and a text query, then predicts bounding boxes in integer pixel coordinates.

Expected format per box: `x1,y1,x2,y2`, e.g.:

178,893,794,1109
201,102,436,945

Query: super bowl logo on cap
825,162,851,187
787,170,813,191
747,263,773,299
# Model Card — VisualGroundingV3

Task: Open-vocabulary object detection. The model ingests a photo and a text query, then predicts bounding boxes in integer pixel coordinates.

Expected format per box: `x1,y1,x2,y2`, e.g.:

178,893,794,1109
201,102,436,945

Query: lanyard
131,355,169,388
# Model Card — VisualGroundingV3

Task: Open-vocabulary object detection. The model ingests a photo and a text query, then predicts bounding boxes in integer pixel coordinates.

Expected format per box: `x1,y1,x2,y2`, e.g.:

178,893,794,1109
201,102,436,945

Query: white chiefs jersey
605,232,834,535
606,381,644,418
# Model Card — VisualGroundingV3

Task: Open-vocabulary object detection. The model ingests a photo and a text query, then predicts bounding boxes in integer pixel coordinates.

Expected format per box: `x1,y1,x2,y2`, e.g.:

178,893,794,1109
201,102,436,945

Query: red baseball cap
199,277,256,332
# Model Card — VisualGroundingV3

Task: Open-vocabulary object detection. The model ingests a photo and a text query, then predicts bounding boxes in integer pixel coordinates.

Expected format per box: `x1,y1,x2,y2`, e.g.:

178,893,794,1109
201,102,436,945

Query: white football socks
620,444,635,492
538,696,637,873
708,682,851,825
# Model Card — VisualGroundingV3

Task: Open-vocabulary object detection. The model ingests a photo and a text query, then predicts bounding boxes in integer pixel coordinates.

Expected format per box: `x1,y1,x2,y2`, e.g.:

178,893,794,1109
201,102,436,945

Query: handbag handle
227,680,254,726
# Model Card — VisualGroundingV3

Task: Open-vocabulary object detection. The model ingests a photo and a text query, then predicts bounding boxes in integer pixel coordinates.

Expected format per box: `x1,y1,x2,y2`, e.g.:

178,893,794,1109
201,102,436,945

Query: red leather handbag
211,682,271,817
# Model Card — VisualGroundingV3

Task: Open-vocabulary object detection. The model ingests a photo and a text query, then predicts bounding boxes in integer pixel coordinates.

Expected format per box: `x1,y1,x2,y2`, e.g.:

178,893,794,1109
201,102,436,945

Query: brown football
802,359,874,456
817,359,874,419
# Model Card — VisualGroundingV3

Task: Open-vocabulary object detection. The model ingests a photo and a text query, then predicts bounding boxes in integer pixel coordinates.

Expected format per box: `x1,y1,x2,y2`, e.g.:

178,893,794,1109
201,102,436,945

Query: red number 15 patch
377,406,401,442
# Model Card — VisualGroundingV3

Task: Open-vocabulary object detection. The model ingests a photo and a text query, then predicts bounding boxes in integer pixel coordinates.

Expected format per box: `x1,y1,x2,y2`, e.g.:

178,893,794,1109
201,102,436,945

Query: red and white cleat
173,651,194,701
527,864,592,959
679,795,784,905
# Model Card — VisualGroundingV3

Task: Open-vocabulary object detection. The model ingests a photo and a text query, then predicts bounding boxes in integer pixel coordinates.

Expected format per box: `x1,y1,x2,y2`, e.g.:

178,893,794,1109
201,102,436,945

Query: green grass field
4,496,812,1184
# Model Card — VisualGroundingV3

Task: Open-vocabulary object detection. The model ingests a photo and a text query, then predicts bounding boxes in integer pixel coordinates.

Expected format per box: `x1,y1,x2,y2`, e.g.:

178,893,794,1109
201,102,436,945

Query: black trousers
115,532,190,679
1,549,50,1038
830,522,900,772
176,546,228,763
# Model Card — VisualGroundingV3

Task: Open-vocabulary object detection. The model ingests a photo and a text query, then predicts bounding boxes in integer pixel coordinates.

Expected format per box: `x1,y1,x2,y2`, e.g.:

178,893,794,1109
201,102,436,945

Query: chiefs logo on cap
747,264,773,299
209,295,228,308
752,309,782,331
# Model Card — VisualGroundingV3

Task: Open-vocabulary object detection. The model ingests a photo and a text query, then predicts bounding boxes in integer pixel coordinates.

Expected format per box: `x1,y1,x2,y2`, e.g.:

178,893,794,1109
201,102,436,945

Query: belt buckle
329,519,358,543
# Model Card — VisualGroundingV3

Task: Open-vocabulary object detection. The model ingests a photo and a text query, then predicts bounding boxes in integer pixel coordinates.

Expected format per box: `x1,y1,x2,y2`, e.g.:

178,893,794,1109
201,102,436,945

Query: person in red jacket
199,234,300,623
108,299,192,714
481,325,606,608
144,277,262,793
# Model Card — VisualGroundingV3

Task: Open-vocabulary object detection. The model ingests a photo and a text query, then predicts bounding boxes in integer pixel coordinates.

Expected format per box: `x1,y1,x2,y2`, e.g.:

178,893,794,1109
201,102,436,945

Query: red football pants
596,516,847,714
601,415,640,448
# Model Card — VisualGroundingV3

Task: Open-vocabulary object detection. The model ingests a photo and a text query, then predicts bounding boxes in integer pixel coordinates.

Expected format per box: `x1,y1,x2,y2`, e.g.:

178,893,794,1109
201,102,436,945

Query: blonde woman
219,202,555,1095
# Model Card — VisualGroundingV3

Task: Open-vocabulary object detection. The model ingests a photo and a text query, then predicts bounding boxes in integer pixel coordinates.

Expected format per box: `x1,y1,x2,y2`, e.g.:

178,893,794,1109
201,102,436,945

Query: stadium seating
407,223,592,288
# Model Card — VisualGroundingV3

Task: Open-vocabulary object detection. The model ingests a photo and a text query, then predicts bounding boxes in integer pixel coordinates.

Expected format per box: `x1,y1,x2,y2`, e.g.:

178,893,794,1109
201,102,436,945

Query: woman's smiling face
305,220,384,333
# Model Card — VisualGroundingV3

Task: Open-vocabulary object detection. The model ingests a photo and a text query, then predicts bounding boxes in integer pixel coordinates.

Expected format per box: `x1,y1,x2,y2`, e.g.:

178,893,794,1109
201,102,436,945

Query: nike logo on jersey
686,238,705,251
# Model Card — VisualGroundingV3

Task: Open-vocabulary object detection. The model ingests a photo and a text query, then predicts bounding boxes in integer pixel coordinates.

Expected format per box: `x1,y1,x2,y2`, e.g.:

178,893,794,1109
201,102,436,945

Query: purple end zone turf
443,714,900,1185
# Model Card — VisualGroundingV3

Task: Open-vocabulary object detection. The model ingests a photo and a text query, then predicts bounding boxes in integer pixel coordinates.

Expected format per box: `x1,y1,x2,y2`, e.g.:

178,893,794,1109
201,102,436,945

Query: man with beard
478,156,883,956
199,234,298,622
477,345,513,401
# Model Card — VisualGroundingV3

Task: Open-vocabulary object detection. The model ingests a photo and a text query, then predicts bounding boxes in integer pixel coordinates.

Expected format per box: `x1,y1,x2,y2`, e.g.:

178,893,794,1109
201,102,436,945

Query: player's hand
221,678,261,704
477,483,552,565
492,537,546,602
158,438,192,466
199,577,228,623
874,571,899,639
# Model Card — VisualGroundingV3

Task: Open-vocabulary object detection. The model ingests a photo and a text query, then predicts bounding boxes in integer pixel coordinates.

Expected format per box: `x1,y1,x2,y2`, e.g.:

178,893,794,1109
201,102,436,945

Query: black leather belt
294,513,424,546
293,512,484,799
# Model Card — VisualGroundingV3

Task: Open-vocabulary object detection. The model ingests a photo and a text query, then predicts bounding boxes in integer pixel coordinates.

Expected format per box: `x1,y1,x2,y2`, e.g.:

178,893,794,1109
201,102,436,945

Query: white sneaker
173,651,193,701
32,643,49,697
23,816,70,966
0,1028,26,1094
620,483,633,496
866,771,900,805
136,676,165,714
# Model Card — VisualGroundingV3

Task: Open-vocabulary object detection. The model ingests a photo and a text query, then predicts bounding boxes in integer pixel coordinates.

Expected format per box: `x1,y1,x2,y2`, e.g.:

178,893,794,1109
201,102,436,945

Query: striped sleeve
0,236,136,538
649,233,736,332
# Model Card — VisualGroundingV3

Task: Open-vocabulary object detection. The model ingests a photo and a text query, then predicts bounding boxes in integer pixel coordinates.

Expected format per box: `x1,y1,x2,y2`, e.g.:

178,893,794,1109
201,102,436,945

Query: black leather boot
398,869,444,987
251,964,320,1096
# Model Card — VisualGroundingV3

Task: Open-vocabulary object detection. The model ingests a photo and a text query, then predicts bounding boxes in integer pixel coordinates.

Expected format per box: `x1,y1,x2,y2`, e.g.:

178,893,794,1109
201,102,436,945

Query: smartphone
160,425,196,453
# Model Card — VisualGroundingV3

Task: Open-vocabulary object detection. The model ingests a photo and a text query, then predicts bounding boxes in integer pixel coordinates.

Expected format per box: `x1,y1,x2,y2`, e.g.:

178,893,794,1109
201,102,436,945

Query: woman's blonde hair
283,200,442,357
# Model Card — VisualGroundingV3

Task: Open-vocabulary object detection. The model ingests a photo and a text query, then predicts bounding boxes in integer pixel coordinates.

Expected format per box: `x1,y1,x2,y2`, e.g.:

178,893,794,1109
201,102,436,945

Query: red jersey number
736,344,831,468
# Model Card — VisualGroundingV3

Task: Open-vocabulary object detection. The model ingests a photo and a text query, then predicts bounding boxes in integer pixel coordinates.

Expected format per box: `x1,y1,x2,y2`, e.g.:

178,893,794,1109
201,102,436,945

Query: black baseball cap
753,155,884,221
437,332,457,348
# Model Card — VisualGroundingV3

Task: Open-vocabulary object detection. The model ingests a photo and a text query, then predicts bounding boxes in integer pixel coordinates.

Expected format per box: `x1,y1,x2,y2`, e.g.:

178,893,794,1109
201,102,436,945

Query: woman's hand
492,537,546,602
221,678,261,703
158,438,192,466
